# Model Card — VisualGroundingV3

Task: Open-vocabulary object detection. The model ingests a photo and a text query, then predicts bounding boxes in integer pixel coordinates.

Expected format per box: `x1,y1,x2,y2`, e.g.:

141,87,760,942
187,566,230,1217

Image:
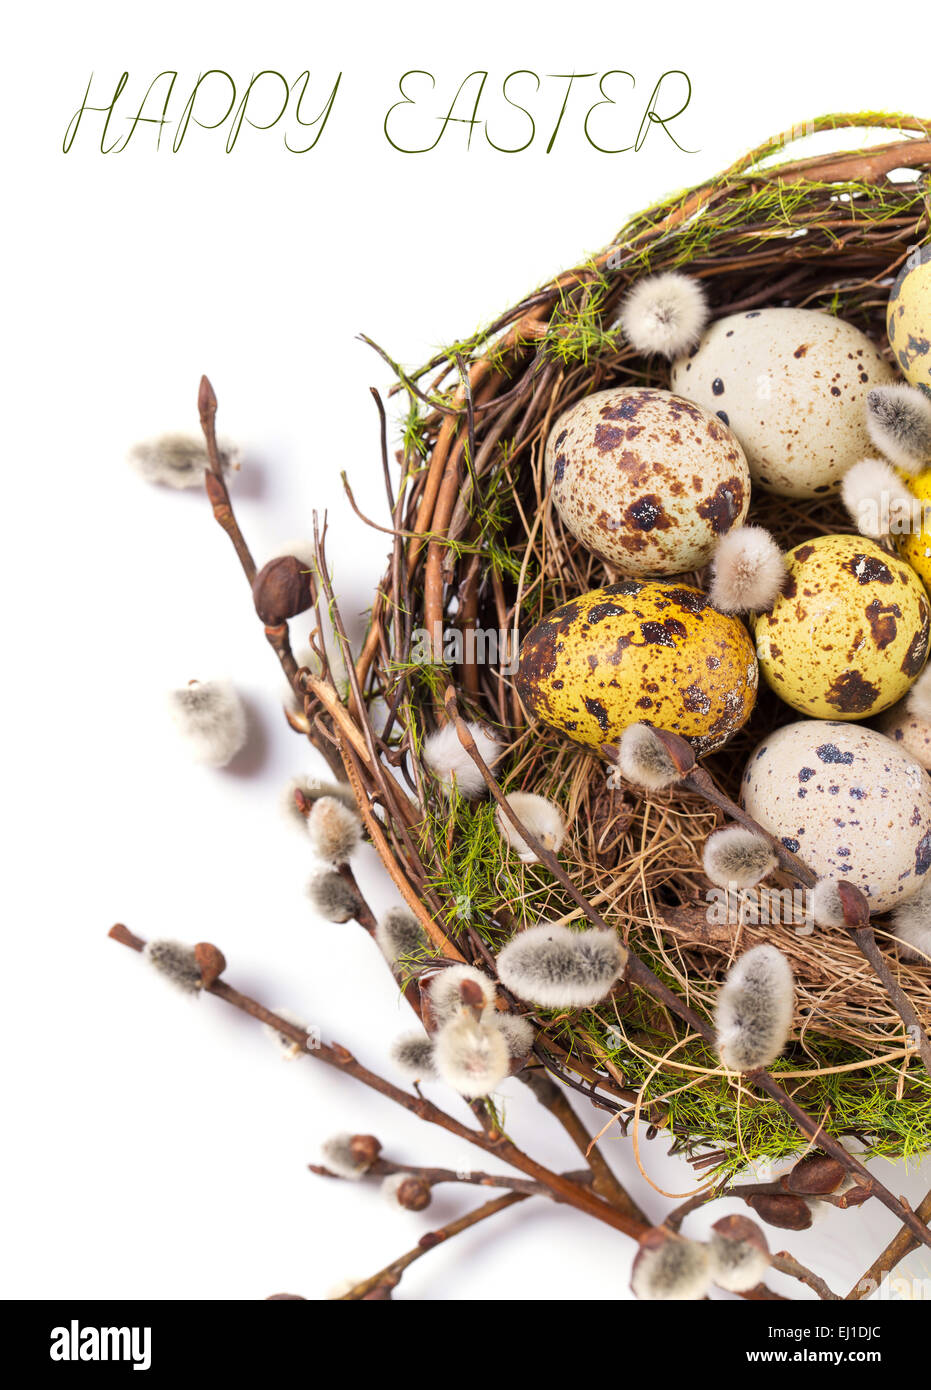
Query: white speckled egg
878,701,931,770
741,720,931,912
887,245,931,395
670,308,895,498
544,386,750,575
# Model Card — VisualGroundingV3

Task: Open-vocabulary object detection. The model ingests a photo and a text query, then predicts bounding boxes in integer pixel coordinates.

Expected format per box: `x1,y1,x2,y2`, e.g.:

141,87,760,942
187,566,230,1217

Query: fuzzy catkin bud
714,944,794,1072
307,796,362,865
389,1033,438,1080
426,965,497,1026
494,792,566,862
708,1215,770,1293
703,825,776,889
320,1133,381,1180
495,924,625,1009
617,723,680,791
375,908,427,966
617,272,709,359
433,1014,510,1098
422,722,502,800
167,678,248,768
263,1007,308,1060
709,527,786,614
866,384,931,472
306,871,360,923
143,938,202,994
630,1228,712,1301
128,432,239,489
495,1014,535,1061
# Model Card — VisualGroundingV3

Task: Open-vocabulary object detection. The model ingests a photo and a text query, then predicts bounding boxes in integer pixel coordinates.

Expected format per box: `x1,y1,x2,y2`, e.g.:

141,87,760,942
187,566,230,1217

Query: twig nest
741,720,931,912
306,796,362,866
433,1013,510,1098
751,534,930,720
495,924,625,1009
128,432,239,488
708,1215,770,1293
495,793,566,862
544,387,749,574
702,825,776,889
671,307,895,497
891,877,931,963
866,384,931,472
616,271,709,359
423,721,502,799
714,944,794,1073
630,1228,712,1301
166,678,248,767
516,582,758,755
887,244,931,393
878,699,931,769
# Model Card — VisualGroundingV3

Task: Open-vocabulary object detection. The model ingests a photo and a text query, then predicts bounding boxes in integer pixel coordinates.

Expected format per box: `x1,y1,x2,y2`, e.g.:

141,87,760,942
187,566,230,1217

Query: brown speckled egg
887,245,931,394
741,720,931,912
670,308,895,497
752,534,929,719
544,387,750,575
516,579,757,754
878,701,931,769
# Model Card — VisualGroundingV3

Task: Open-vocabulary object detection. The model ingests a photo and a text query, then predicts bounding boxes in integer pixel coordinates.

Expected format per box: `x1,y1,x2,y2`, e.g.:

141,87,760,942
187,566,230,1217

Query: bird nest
306,114,931,1181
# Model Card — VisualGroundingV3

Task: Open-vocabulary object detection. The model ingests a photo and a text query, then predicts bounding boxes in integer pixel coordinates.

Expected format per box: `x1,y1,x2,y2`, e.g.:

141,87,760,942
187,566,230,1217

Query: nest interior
326,114,931,1180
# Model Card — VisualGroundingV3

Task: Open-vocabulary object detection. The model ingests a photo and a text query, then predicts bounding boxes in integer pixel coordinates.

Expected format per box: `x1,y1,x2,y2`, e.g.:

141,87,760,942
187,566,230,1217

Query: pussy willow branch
309,1157,593,1199
771,1253,841,1302
336,1191,527,1300
107,923,649,1242
442,687,931,1254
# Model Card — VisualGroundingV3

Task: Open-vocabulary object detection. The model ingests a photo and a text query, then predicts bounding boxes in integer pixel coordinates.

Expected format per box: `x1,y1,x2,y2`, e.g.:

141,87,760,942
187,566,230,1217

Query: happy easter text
61,69,695,155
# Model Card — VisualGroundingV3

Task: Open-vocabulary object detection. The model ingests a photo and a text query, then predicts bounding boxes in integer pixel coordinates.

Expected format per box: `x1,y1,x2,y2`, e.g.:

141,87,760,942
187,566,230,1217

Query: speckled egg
543,387,750,575
895,467,931,595
670,308,895,497
752,534,929,719
887,245,931,395
878,701,931,770
516,580,757,754
741,720,931,912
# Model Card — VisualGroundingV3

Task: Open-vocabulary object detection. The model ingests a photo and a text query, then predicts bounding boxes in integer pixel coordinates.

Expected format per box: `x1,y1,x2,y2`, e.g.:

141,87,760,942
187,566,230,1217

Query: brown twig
309,1156,593,1199
335,1191,527,1300
772,1252,842,1301
107,924,648,1242
846,1185,931,1299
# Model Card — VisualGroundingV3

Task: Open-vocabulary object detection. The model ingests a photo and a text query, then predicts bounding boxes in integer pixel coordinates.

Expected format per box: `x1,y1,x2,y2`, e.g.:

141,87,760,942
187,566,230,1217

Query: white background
4,0,931,1300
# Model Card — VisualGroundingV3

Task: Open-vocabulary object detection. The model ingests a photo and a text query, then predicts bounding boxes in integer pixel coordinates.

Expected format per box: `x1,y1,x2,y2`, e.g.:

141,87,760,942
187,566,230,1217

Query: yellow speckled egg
752,534,930,719
895,467,931,595
887,245,931,395
670,308,895,497
516,580,757,754
544,387,750,575
741,720,931,912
